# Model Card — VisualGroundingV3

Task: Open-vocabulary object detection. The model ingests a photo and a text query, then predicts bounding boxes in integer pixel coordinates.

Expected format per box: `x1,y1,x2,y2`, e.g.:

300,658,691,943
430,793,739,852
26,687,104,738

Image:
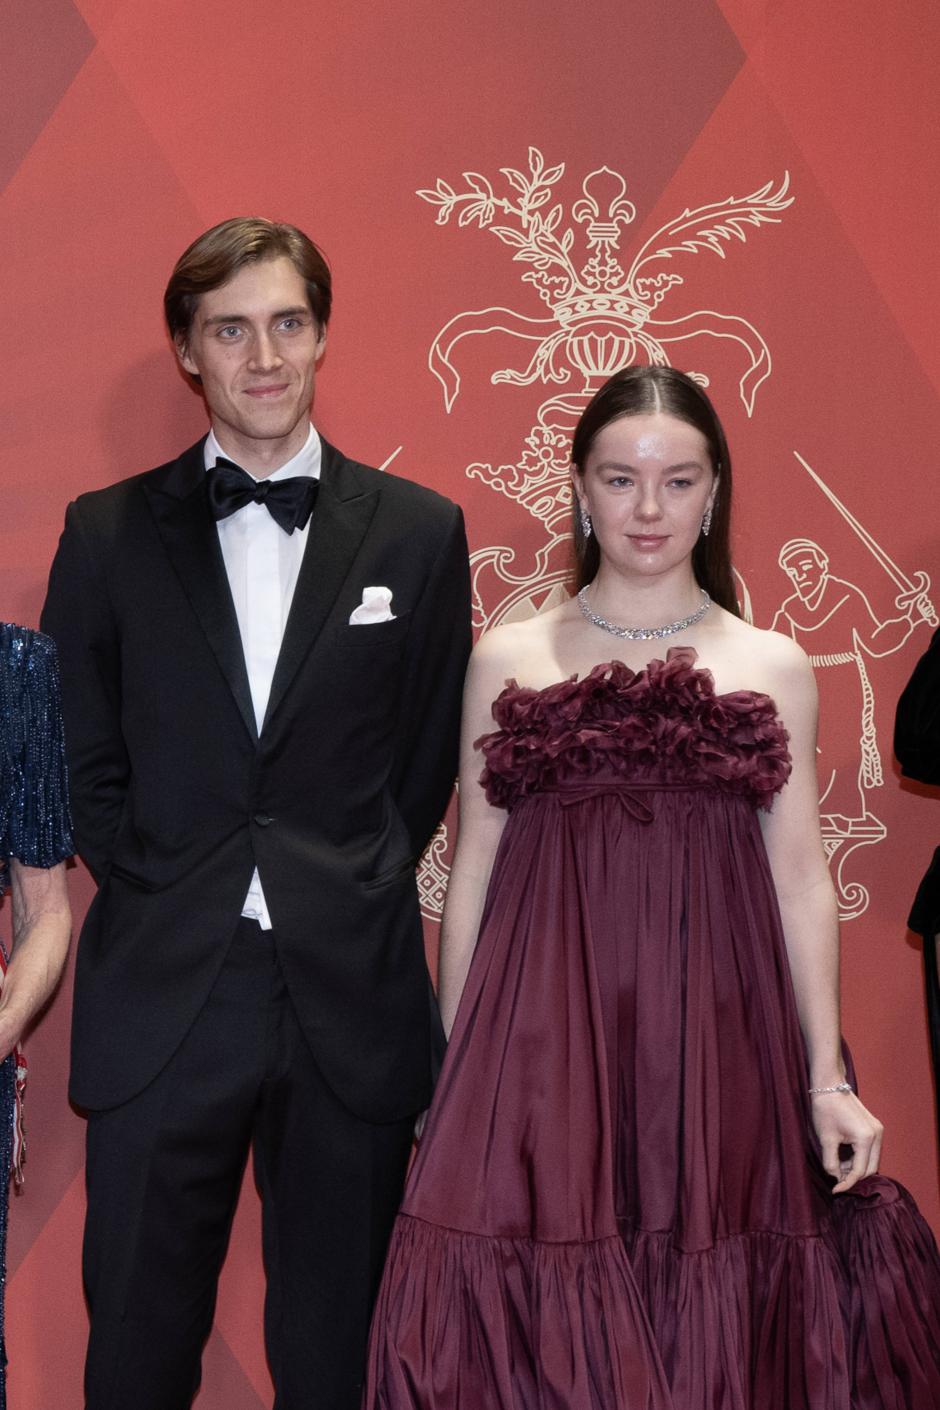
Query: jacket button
253,813,274,827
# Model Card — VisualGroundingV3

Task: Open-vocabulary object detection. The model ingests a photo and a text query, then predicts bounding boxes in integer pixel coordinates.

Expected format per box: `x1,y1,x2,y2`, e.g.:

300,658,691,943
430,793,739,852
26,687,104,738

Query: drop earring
701,506,713,537
580,507,592,539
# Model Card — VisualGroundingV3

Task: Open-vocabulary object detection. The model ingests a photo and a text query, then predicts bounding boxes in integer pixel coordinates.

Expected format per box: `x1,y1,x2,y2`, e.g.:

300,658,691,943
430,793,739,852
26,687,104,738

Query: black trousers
909,845,940,1161
921,924,940,1163
82,918,415,1410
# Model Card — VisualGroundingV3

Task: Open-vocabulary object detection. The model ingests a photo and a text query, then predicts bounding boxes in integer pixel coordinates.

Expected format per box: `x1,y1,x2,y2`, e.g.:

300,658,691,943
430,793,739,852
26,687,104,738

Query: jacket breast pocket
342,611,411,651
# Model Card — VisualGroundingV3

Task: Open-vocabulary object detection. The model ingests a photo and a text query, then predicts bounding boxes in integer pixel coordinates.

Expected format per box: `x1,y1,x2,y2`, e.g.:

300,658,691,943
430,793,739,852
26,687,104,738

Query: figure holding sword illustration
771,452,934,830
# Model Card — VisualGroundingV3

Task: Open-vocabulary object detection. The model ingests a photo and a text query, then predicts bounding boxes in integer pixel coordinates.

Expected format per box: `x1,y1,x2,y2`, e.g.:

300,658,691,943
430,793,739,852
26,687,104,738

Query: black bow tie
207,458,319,534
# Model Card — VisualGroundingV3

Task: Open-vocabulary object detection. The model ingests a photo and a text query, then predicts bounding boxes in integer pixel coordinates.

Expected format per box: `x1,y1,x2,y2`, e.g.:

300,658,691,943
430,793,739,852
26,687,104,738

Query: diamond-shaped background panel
2,0,95,193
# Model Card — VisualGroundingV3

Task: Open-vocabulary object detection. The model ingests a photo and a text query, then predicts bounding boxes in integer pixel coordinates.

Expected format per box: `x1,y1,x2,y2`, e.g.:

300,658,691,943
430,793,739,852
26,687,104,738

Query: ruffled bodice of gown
479,648,791,812
365,651,940,1410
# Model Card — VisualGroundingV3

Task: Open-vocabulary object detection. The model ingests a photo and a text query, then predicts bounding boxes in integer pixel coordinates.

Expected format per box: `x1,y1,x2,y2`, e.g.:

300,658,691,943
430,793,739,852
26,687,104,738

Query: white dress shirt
205,423,321,929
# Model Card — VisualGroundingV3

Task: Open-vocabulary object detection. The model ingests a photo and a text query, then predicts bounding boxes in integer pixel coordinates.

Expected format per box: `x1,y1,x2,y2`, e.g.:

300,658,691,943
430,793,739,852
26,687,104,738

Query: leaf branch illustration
418,147,580,286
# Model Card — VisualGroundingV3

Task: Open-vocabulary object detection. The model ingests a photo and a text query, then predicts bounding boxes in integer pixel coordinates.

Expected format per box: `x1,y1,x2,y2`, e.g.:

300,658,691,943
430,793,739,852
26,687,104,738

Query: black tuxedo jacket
42,436,471,1119
895,625,940,937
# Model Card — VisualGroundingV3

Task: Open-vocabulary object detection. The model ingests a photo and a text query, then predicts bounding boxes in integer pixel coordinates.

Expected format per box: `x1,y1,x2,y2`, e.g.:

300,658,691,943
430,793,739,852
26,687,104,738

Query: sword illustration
378,446,403,473
793,451,937,626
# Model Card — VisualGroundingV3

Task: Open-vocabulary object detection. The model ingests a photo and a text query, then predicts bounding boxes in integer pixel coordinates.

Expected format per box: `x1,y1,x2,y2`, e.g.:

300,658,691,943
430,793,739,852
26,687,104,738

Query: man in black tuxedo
42,217,471,1409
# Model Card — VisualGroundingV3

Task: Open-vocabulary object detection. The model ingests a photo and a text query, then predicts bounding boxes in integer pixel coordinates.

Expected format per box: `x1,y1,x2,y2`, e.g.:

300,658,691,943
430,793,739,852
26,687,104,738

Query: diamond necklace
576,585,711,641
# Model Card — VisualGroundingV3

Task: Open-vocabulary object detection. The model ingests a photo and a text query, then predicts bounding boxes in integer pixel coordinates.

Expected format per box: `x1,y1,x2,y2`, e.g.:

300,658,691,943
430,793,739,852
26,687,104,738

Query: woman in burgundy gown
364,367,940,1409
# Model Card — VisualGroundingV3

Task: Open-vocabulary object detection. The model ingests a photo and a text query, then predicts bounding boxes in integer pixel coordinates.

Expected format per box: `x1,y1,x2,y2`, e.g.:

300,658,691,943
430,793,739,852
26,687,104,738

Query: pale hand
811,1089,883,1193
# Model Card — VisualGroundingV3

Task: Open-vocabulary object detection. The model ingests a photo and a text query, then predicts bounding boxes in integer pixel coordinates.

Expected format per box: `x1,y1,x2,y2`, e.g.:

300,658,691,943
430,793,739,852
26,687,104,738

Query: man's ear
175,334,199,378
315,327,328,361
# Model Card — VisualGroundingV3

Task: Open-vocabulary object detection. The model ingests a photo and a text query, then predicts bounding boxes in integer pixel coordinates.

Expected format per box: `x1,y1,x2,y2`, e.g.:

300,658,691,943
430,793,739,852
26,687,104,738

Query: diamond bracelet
808,1082,853,1095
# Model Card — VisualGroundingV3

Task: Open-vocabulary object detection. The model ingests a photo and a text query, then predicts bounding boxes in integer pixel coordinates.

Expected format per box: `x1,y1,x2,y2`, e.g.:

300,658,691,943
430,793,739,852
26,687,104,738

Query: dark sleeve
5,631,74,871
41,500,129,883
894,626,940,785
390,503,472,860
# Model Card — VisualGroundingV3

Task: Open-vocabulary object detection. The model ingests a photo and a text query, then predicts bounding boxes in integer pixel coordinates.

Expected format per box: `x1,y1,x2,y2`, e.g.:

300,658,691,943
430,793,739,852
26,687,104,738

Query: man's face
784,549,827,601
177,255,326,474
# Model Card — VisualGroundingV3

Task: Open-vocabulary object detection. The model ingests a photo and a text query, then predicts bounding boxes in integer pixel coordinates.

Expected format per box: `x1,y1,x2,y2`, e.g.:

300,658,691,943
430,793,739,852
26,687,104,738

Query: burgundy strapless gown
364,651,940,1409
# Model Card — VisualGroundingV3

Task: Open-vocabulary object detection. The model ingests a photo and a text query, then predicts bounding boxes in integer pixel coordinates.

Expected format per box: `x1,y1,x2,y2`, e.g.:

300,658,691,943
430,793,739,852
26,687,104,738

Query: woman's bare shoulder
710,612,815,700
471,605,570,676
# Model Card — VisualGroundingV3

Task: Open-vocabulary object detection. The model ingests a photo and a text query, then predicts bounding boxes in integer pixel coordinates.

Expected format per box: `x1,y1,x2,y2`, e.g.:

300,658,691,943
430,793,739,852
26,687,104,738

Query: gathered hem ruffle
622,1222,848,1409
365,1214,671,1409
366,1187,940,1410
826,1177,940,1409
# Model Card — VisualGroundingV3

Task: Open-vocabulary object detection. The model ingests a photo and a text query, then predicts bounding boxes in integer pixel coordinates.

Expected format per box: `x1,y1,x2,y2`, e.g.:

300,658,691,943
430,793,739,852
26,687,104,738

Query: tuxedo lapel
263,438,379,733
143,440,258,744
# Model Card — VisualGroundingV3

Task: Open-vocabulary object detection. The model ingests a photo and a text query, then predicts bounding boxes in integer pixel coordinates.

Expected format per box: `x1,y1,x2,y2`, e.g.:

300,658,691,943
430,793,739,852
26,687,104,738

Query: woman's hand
0,861,71,1060
811,1090,883,1193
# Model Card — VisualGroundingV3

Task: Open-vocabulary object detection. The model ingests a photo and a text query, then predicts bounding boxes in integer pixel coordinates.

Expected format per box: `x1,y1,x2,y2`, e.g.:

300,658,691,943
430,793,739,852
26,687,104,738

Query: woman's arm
0,860,71,1060
437,634,513,1038
759,639,882,1193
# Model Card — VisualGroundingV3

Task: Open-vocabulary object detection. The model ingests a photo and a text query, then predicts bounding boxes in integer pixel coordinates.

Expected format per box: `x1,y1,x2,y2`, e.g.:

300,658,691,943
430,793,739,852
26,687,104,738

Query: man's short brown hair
164,217,332,345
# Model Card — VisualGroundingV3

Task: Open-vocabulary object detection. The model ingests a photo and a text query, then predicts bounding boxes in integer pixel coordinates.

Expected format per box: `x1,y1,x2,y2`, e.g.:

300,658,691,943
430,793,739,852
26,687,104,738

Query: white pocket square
349,586,396,625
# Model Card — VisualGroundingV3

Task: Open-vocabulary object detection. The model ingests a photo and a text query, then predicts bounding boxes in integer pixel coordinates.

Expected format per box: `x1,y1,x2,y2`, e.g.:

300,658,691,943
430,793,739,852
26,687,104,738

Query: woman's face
572,411,717,582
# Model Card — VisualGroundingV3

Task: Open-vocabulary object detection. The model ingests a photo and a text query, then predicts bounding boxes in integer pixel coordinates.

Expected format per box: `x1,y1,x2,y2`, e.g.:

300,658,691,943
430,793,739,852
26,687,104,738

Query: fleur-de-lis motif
572,166,636,239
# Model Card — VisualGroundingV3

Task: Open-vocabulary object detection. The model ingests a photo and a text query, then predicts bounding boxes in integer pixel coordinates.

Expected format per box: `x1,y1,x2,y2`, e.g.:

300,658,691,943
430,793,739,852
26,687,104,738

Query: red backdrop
2,2,938,1405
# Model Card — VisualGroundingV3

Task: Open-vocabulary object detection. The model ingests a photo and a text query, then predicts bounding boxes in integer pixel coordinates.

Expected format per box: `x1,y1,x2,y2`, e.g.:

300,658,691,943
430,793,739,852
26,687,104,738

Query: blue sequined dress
0,624,73,1403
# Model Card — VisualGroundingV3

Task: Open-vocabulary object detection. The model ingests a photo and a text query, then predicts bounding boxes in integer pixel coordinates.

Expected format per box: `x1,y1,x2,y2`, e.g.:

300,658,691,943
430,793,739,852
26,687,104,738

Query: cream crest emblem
414,149,792,922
